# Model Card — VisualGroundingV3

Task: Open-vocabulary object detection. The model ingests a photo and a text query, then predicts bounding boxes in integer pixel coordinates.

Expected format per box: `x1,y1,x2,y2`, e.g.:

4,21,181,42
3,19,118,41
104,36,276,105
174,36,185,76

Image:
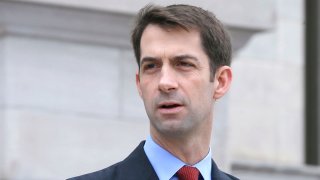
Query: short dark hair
131,4,232,79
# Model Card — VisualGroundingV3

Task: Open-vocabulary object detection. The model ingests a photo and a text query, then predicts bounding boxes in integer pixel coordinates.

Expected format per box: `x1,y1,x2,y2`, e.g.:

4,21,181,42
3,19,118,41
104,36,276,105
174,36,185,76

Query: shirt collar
144,136,212,180
193,147,212,180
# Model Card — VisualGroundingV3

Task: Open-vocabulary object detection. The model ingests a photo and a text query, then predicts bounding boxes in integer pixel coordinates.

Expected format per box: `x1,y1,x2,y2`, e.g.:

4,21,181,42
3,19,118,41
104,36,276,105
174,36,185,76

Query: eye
141,62,161,73
144,63,156,70
176,61,195,68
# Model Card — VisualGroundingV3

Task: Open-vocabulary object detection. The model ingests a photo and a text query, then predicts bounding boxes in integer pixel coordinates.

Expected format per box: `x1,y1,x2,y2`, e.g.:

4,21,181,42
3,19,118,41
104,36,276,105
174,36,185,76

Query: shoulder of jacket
220,171,240,180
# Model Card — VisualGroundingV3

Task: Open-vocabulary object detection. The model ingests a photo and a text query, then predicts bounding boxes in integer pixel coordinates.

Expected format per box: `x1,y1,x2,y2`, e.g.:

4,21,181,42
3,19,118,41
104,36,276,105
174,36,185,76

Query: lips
157,101,183,114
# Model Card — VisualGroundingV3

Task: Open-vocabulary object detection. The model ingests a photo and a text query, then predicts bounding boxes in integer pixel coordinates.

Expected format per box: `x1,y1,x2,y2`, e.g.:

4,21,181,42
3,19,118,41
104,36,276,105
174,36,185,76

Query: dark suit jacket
68,141,239,180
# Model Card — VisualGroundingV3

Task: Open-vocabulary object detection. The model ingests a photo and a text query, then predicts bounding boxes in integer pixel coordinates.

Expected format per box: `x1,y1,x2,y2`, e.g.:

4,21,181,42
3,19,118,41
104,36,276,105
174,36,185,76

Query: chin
156,122,191,136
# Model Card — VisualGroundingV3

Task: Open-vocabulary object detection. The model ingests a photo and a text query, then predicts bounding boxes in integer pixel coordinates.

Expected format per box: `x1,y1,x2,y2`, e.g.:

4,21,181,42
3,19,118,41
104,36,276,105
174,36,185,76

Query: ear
213,66,232,100
136,70,142,97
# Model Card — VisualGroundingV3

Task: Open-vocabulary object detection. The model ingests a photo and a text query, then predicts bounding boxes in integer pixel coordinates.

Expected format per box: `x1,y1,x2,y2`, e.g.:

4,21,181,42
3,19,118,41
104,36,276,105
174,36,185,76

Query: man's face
136,24,218,137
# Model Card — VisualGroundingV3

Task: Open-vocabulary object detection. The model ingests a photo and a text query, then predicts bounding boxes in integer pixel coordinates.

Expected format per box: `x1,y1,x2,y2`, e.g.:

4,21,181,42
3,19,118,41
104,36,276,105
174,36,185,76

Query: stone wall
0,31,5,178
1,34,150,179
228,0,304,166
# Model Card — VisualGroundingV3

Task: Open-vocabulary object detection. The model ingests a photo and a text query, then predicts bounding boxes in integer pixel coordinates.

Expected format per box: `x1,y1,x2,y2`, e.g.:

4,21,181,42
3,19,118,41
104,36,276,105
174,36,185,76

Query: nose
158,66,178,93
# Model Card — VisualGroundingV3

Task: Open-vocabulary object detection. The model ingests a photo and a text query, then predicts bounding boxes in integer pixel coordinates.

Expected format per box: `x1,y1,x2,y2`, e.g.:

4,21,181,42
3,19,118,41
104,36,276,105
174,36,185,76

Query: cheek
139,82,156,103
189,81,214,103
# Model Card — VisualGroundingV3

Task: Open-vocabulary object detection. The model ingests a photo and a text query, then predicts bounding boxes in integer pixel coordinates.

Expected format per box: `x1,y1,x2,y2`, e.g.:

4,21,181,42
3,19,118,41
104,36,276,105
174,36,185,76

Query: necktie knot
176,165,200,180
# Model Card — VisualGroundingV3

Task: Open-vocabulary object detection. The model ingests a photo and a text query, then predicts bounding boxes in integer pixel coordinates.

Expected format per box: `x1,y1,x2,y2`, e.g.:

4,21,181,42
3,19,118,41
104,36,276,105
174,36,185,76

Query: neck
150,123,212,165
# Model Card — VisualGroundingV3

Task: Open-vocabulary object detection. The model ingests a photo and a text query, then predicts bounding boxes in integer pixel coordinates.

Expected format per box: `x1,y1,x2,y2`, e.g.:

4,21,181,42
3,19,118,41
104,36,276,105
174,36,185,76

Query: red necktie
176,165,200,180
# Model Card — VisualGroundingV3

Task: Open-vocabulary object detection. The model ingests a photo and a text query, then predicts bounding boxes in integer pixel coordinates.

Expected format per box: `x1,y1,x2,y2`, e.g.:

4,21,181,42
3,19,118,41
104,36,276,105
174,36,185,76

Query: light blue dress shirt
144,136,212,180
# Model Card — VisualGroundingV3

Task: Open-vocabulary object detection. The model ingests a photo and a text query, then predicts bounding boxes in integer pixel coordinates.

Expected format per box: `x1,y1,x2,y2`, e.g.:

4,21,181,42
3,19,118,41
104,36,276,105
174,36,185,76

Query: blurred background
0,0,319,179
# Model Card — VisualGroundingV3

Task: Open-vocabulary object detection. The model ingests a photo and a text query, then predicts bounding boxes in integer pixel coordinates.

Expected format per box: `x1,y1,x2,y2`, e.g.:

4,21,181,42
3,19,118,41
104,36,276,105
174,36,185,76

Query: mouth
158,101,183,114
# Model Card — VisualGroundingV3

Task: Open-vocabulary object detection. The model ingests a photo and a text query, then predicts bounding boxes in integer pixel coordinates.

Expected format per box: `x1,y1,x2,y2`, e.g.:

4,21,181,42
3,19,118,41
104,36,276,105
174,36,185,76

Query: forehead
141,24,201,47
140,24,208,63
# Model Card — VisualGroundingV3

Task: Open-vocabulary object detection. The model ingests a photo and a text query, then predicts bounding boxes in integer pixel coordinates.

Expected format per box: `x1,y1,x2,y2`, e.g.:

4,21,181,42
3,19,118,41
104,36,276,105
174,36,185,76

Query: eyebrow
171,54,199,62
140,56,161,66
140,54,199,66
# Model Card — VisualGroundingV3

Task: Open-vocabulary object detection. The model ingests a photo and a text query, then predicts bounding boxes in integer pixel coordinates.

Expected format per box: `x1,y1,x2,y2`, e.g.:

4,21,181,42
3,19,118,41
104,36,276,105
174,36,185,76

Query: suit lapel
117,141,159,180
211,159,236,180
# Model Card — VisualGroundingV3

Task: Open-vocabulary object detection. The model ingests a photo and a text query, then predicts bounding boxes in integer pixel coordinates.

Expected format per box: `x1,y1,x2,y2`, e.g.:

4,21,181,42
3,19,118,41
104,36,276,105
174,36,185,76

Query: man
69,4,238,180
